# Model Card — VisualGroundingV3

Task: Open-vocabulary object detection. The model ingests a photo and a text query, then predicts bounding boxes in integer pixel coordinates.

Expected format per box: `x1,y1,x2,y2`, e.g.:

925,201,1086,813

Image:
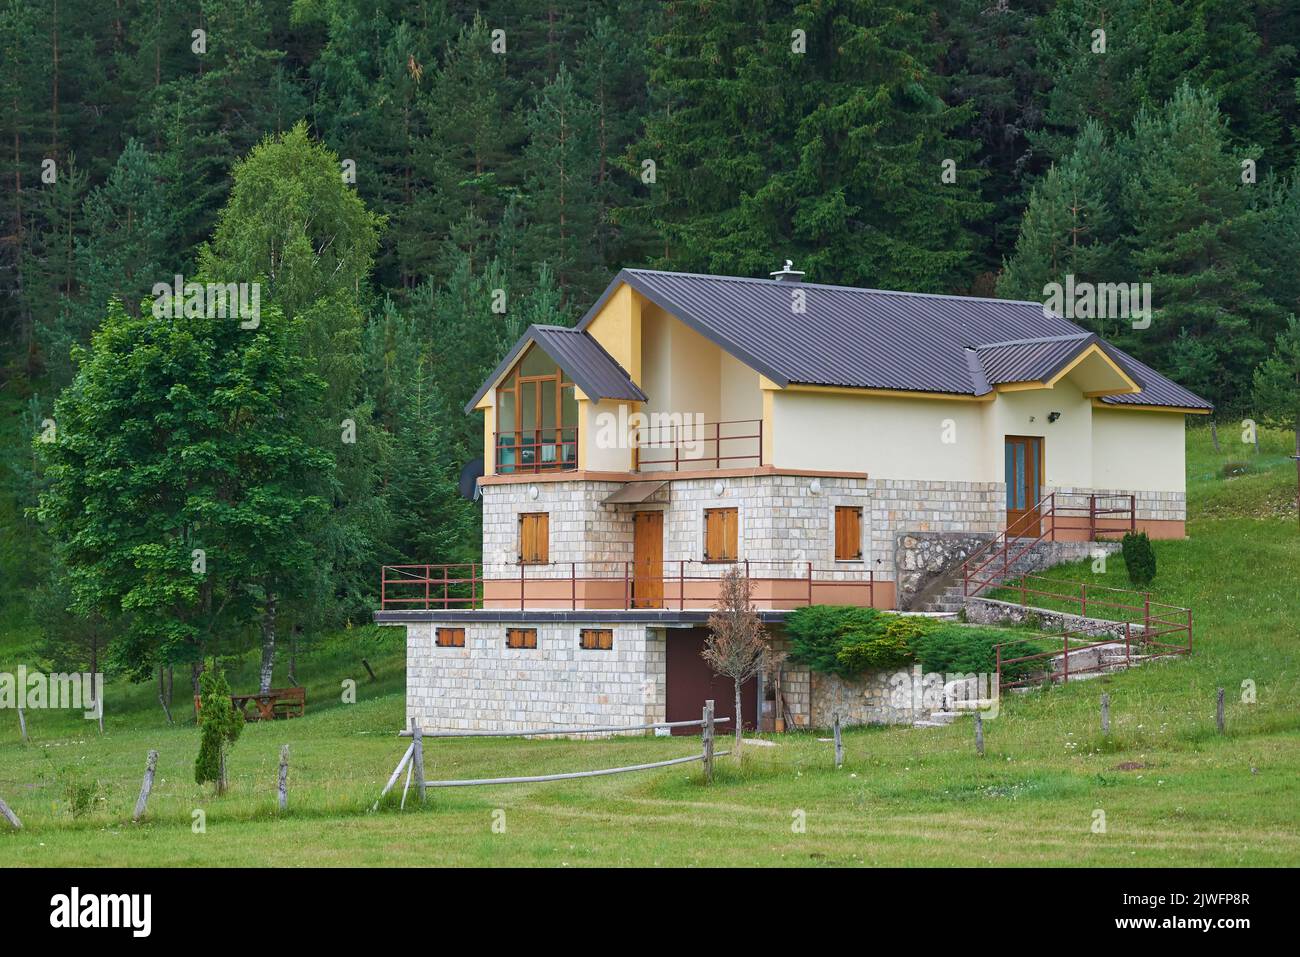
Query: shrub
1121,530,1157,587
835,619,915,672
195,667,244,794
907,623,1044,681
785,606,885,676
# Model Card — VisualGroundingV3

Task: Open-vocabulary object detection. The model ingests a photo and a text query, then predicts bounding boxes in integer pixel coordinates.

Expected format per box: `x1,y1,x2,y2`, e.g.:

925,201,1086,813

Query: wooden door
1004,436,1044,536
632,510,663,608
665,628,757,734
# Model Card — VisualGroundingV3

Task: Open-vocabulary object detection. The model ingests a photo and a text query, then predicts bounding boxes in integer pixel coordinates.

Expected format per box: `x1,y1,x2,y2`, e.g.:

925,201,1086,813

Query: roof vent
769,259,805,282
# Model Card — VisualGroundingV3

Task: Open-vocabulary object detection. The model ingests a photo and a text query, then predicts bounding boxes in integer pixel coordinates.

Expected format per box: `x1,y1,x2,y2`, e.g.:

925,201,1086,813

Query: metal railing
494,427,579,474
962,493,1136,597
995,614,1193,691
380,559,876,611
633,419,762,471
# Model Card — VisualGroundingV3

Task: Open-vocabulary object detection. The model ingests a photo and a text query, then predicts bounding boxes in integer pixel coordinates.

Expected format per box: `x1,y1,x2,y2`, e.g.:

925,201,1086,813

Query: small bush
61,771,101,818
836,615,919,672
908,623,1044,681
785,605,886,676
1121,531,1157,587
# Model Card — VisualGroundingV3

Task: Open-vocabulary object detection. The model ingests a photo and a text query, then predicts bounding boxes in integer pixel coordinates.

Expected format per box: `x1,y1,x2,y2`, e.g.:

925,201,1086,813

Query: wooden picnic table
193,686,306,721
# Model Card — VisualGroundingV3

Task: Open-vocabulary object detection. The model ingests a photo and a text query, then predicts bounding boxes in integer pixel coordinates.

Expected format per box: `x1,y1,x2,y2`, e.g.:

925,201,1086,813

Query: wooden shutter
704,508,738,562
580,628,613,650
436,628,465,648
835,507,863,560
519,513,549,564
507,628,537,649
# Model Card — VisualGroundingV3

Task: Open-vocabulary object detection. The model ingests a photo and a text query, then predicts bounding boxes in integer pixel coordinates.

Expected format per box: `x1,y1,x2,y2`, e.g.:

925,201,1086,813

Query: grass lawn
0,426,1297,866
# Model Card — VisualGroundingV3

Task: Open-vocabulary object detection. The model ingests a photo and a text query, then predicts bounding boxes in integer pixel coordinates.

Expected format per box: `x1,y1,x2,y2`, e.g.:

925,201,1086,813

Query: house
377,266,1211,734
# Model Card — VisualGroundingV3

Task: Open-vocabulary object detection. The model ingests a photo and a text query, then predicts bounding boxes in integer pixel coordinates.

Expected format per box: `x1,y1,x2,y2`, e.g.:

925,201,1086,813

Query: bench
193,686,306,721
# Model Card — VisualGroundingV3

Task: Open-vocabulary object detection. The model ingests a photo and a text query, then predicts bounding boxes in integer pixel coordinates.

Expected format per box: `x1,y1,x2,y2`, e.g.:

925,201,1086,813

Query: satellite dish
459,458,485,501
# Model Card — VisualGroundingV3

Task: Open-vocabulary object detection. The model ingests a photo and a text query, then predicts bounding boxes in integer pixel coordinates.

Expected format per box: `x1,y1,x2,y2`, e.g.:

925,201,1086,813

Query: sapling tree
195,667,243,795
703,567,782,759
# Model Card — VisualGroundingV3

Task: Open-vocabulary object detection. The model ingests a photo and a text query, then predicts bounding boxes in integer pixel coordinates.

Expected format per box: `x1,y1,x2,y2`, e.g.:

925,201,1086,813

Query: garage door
665,627,757,735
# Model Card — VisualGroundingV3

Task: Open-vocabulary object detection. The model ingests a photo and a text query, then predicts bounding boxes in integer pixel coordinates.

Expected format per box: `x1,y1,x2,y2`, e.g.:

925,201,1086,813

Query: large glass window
495,345,578,473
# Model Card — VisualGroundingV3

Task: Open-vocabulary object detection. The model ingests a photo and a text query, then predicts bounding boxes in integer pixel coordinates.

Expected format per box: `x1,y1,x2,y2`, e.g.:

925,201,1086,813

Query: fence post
833,714,843,769
278,745,290,811
412,726,426,804
1061,634,1070,684
1130,494,1136,532
1216,688,1225,735
974,712,985,756
571,562,576,611
702,700,715,784
1123,622,1131,668
623,561,630,610
1101,694,1110,737
807,561,813,606
132,749,158,823
0,796,20,830
679,561,685,611
519,561,525,611
1089,495,1096,539
16,706,27,744
1081,582,1088,618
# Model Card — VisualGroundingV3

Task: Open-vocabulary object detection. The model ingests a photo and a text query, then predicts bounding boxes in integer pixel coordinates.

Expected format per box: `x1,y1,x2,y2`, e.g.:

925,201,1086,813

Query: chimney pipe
769,259,805,282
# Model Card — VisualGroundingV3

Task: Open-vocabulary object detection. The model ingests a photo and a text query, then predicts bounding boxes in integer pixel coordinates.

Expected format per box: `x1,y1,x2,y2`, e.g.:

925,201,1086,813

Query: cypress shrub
1121,531,1157,587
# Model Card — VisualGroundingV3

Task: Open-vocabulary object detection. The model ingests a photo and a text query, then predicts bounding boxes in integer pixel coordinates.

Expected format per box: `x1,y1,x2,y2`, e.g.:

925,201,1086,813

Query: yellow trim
994,380,1045,393
761,390,774,464
482,404,496,477
576,397,590,469
1091,400,1210,415
779,382,995,402
1045,342,1141,393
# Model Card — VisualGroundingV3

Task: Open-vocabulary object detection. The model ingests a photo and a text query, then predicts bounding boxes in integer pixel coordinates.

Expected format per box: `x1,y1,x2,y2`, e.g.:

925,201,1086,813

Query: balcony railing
494,427,578,474
380,559,875,612
633,419,762,471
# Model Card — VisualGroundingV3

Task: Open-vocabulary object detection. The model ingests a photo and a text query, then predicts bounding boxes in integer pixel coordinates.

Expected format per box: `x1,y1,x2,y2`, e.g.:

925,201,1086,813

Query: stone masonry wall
809,669,939,727
403,620,664,733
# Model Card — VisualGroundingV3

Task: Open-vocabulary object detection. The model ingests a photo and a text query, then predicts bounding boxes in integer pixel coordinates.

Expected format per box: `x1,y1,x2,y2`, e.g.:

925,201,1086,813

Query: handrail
379,559,876,611
633,418,763,470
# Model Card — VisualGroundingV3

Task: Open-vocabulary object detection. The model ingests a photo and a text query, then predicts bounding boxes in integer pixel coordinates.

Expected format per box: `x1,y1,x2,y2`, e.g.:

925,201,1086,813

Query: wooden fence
376,703,730,807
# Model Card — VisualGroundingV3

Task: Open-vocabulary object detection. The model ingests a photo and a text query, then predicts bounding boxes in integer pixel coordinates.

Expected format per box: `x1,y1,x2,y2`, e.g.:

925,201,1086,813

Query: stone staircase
908,537,1060,613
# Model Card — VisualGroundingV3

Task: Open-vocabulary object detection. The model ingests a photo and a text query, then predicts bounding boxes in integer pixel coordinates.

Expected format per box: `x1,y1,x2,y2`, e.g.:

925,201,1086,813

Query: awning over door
601,481,669,505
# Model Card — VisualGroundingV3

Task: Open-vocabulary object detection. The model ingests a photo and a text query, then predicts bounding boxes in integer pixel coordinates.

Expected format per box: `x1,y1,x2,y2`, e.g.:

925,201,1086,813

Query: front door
632,510,663,608
1004,435,1044,536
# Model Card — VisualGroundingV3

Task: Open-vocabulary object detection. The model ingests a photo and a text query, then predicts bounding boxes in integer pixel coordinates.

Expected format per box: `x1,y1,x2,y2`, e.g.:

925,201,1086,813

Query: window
495,344,578,474
834,506,863,561
703,507,738,562
436,627,466,648
579,628,613,650
518,512,549,564
506,628,538,649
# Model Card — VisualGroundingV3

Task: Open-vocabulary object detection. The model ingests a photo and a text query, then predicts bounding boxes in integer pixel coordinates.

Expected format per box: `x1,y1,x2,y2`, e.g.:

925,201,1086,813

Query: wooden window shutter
519,513,549,564
704,508,738,562
835,507,863,560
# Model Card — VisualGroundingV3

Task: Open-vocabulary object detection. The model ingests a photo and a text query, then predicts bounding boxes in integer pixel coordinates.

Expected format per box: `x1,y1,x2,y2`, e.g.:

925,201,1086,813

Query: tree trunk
158,665,173,725
258,593,277,695
733,679,743,760
288,625,300,686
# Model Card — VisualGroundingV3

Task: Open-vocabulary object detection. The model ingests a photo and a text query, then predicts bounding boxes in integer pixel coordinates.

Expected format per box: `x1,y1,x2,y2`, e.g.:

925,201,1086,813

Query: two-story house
377,265,1211,734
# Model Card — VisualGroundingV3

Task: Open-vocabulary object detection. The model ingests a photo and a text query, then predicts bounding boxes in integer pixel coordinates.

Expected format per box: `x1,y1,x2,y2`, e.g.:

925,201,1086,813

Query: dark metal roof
465,325,646,413
574,269,1211,410
974,333,1097,386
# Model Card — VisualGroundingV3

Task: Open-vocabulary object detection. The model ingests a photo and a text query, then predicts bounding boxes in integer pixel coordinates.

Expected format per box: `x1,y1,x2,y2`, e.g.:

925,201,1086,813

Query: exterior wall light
1048,411,1062,423
712,480,725,497
528,484,539,500
808,478,822,495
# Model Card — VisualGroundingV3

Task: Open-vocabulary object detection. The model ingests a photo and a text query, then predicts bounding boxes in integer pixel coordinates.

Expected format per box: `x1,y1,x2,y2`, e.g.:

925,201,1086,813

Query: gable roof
463,325,647,414
575,269,1211,411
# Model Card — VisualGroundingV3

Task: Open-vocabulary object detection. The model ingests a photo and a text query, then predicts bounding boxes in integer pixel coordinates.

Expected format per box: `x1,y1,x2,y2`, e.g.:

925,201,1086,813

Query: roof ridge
621,267,1051,309
974,332,1094,350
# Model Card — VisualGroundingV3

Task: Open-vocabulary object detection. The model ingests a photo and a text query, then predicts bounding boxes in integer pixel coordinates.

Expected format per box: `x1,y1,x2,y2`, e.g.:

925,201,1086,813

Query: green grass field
1,424,1296,867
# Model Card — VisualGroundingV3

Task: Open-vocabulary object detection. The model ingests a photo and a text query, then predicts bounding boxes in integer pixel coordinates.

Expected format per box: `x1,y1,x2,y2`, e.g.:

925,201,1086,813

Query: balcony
380,560,877,612
494,428,579,475
632,418,763,472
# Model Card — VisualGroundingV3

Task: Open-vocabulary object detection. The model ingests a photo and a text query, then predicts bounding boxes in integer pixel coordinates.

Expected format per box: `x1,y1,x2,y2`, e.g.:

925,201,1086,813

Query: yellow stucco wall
1091,407,1186,492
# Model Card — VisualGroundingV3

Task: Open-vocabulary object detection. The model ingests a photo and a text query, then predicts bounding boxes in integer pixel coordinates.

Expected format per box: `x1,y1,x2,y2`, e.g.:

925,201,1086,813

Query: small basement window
579,628,613,650
436,627,466,648
506,628,538,649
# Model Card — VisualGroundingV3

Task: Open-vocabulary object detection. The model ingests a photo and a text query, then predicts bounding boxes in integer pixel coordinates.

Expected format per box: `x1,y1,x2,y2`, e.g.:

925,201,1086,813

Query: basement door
665,628,757,735
1004,435,1044,536
632,510,663,608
